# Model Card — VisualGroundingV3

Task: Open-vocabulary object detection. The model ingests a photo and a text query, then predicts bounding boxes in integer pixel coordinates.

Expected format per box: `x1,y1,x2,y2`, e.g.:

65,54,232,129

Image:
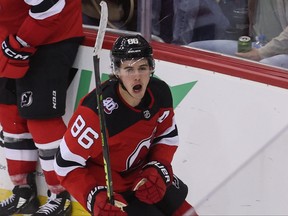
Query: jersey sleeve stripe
153,117,179,146
60,138,86,166
60,139,86,166
54,151,82,176
158,117,178,139
30,0,59,13
27,0,65,20
54,138,87,176
153,129,179,146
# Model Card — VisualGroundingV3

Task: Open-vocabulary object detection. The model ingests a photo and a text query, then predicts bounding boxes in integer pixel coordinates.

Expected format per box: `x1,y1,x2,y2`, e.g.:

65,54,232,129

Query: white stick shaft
93,1,108,57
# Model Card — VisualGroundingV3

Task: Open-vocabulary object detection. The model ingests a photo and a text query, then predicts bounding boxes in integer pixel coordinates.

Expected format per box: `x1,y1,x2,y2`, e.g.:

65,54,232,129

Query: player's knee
27,117,66,143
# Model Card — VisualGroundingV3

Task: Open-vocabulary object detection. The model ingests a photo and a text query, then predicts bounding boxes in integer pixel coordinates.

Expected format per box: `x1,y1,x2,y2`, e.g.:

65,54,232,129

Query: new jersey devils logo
21,91,33,107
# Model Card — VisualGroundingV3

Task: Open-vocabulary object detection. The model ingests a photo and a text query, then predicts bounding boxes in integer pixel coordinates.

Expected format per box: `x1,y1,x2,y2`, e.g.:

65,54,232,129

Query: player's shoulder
149,77,172,107
149,77,170,95
149,76,168,86
79,79,117,111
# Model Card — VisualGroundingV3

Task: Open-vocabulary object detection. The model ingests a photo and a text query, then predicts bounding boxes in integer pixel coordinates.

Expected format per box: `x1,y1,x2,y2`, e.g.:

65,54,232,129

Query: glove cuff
142,161,172,185
2,34,35,60
86,186,107,214
15,36,30,47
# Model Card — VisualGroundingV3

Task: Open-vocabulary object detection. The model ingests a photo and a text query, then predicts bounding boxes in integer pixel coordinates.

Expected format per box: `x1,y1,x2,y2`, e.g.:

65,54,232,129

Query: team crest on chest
103,97,118,114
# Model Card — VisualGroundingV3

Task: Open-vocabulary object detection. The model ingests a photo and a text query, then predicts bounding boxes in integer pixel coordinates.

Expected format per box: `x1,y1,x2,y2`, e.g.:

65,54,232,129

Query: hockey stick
93,1,114,205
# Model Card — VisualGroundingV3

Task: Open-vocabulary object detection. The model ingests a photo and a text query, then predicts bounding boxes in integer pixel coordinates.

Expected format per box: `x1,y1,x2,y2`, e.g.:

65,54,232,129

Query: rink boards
1,32,288,215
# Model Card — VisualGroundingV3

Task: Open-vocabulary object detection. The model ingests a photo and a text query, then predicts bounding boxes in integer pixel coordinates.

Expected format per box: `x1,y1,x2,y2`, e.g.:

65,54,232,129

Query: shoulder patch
103,97,119,114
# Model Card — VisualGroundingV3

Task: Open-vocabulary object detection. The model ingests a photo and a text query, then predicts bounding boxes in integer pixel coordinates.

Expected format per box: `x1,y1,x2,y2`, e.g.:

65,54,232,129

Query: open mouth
133,84,142,92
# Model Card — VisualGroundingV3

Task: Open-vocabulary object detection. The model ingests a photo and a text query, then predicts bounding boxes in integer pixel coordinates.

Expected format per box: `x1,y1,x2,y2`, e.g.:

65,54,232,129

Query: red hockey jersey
0,0,83,46
55,77,179,211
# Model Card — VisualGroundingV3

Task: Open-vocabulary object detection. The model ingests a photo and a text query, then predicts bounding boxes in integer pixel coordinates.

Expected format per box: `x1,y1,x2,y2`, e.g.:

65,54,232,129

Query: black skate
0,172,39,215
32,190,72,216
0,185,40,215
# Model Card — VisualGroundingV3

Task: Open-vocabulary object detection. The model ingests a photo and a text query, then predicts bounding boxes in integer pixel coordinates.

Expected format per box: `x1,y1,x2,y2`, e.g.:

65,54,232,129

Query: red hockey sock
27,117,67,188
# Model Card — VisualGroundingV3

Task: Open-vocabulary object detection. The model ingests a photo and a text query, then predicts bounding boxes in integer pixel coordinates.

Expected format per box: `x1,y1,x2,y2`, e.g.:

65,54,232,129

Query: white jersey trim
156,116,179,146
26,0,66,20
54,138,86,176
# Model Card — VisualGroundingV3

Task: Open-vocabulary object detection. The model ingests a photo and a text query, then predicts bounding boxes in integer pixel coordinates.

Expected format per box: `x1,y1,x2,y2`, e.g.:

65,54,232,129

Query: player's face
118,58,152,106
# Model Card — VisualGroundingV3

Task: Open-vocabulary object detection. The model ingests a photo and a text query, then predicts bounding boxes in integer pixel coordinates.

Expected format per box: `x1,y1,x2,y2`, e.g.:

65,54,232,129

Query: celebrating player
54,34,198,216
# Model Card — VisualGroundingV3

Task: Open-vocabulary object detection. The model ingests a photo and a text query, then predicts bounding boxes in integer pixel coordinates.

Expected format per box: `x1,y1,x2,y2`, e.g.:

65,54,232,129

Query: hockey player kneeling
54,35,198,216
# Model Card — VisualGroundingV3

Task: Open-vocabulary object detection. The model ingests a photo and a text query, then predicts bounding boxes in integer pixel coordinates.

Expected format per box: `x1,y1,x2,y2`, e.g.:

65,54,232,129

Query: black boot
32,190,72,216
0,172,40,215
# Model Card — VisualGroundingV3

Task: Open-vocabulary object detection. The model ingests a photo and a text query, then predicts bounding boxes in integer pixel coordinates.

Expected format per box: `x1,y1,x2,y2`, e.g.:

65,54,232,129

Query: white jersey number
71,115,99,149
